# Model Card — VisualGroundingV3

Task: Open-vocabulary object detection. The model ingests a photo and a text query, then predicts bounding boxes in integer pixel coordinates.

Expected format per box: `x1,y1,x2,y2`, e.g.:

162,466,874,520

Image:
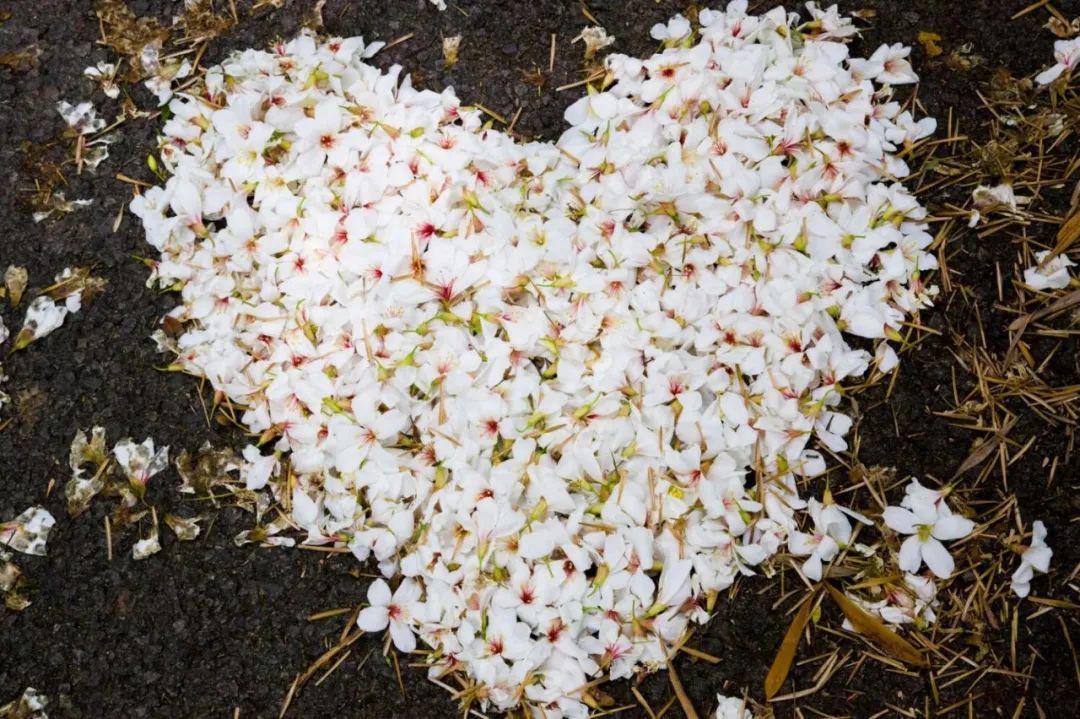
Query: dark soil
1,1,1077,717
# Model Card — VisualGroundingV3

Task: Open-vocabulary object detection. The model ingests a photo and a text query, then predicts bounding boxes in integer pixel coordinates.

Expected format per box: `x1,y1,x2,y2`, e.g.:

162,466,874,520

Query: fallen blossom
141,45,193,105
788,496,871,581
132,526,162,560
113,437,169,500
234,529,294,548
84,61,120,98
804,1,859,40
0,507,55,557
1036,36,1080,85
1,548,30,611
56,100,105,134
1011,520,1053,598
357,578,422,653
883,480,974,578
573,25,615,59
12,295,79,350
1023,250,1075,290
848,572,938,628
969,183,1024,226
240,445,277,491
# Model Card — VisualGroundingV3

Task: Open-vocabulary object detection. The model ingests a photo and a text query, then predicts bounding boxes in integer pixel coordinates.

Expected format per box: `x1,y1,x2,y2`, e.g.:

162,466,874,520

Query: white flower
0,507,55,556
357,578,421,652
113,437,169,488
1036,37,1080,85
804,2,858,40
789,497,870,581
1023,250,1075,291
84,61,120,98
1011,520,1052,598
850,43,919,85
883,480,974,578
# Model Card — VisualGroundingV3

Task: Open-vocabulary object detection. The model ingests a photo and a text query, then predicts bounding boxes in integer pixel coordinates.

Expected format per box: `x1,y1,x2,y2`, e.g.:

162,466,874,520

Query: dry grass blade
1005,290,1080,364
952,416,1016,479
765,589,818,699
660,641,699,719
1048,210,1080,259
666,663,698,719
824,583,928,668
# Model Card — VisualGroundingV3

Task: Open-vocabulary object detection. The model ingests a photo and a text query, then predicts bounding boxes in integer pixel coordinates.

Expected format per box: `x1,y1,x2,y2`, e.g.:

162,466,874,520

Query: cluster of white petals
66,427,168,516
848,570,938,628
133,3,940,714
1023,249,1075,290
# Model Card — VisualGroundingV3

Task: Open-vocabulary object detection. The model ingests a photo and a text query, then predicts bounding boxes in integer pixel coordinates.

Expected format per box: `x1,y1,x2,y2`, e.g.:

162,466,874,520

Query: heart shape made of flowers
132,3,937,715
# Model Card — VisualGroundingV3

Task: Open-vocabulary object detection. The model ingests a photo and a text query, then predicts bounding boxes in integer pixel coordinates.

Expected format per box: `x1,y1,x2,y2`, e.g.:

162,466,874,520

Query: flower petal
356,606,389,633
389,619,417,653
394,578,422,605
897,535,923,573
921,538,955,578
932,514,974,541
367,578,391,607
883,506,917,534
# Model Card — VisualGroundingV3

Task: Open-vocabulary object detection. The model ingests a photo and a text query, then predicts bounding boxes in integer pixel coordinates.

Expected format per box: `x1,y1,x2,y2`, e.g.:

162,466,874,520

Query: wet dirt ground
0,1,1077,717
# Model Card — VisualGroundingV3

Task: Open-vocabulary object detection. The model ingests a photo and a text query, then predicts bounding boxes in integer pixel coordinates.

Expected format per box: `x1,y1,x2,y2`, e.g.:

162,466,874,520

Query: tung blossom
1036,37,1080,85
357,578,422,653
113,437,169,499
1011,520,1053,598
1023,250,1075,291
883,480,974,578
788,496,871,581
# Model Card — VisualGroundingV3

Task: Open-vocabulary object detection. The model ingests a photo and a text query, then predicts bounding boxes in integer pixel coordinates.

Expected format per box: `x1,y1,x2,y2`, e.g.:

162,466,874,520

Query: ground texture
0,1,1078,717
